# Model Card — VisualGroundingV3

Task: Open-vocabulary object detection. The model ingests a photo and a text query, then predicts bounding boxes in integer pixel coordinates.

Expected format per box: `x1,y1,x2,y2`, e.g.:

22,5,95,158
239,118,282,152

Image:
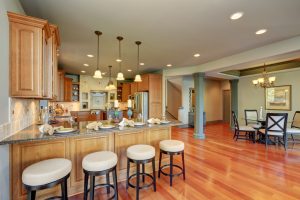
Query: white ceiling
19,0,300,78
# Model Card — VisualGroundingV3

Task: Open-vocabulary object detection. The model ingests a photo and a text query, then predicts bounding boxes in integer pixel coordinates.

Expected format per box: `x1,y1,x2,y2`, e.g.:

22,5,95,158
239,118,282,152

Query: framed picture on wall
265,85,291,110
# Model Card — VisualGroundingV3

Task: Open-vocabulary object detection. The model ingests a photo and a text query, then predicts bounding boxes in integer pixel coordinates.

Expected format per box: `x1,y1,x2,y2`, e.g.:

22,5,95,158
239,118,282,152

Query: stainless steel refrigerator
134,92,148,121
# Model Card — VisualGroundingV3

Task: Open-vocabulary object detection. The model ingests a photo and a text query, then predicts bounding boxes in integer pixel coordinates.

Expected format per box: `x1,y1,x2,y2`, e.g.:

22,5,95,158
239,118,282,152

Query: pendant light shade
93,69,102,79
106,66,116,90
116,36,125,80
134,74,142,82
134,41,142,82
116,72,124,80
93,31,103,79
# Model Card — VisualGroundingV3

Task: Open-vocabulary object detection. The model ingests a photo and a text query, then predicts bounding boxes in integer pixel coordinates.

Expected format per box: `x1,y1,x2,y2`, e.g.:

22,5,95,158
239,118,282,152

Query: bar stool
158,140,185,186
82,151,118,200
126,144,156,200
22,158,72,200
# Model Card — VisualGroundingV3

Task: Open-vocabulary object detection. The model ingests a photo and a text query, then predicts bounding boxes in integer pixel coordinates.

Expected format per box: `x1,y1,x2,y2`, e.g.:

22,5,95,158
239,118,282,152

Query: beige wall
167,81,182,119
238,69,300,124
205,79,229,122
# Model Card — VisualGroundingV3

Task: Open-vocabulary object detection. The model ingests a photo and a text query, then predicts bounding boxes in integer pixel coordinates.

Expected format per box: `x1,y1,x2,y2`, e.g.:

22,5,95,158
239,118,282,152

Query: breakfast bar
0,121,180,200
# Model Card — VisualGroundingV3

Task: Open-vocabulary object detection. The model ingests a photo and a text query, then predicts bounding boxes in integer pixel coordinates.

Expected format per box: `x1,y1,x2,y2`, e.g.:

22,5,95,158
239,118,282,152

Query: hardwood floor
70,123,300,200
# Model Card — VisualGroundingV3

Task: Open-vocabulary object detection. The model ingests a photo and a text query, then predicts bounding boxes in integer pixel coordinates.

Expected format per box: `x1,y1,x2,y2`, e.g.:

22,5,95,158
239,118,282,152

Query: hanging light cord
95,31,102,71
119,39,121,72
109,66,112,82
136,41,141,74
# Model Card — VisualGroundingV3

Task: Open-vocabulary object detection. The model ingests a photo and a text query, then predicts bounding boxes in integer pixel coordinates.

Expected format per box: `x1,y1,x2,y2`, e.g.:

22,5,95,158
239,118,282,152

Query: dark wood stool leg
136,162,140,200
142,163,145,182
152,158,156,192
158,151,162,178
113,168,119,200
89,175,95,200
182,151,186,180
170,154,173,187
126,158,130,190
84,173,88,200
61,177,68,200
27,190,36,200
106,172,111,194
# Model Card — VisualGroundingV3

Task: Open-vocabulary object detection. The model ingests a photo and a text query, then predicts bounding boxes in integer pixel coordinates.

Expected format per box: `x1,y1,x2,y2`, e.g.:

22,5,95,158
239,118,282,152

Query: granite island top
0,120,182,145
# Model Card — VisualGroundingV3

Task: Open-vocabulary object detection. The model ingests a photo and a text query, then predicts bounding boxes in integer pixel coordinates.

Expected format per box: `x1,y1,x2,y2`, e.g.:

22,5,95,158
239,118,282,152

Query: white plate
134,122,146,126
100,125,115,129
55,128,76,133
160,120,171,124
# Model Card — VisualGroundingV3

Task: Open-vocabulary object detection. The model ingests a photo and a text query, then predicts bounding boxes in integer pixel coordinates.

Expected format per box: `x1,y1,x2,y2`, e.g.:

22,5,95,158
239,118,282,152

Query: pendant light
116,36,125,80
134,41,142,82
93,31,103,79
105,65,116,90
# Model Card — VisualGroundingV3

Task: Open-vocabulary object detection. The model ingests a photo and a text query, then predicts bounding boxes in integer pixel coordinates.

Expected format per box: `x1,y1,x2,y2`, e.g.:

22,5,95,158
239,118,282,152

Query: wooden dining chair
244,110,261,129
287,111,300,146
259,113,288,150
232,111,256,143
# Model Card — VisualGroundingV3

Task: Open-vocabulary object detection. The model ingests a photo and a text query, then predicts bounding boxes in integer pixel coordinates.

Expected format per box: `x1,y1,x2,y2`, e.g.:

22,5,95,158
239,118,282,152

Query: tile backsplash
0,98,39,141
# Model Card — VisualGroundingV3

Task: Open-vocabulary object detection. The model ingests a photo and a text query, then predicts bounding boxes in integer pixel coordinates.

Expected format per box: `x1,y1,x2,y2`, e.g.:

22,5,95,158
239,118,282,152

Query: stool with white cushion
158,140,185,186
126,144,156,200
22,158,72,200
82,151,118,200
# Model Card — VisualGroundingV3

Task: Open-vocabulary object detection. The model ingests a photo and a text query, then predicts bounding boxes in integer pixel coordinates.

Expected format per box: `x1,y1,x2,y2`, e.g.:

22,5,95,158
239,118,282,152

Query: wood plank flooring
70,123,300,200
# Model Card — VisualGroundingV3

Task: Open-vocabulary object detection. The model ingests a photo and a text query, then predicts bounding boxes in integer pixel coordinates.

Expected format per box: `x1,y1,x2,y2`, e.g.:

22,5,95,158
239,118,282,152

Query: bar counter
4,120,181,200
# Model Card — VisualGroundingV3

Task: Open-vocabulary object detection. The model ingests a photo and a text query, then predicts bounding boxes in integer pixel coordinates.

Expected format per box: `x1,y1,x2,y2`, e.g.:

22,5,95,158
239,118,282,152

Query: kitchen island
1,121,180,200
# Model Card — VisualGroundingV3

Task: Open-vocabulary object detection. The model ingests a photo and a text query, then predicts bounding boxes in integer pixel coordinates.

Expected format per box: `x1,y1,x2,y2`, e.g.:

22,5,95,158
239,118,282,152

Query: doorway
223,90,231,124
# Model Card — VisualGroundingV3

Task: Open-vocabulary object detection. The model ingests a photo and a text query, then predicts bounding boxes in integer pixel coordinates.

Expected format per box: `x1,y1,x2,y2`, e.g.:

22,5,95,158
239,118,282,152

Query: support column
230,79,239,128
193,72,205,139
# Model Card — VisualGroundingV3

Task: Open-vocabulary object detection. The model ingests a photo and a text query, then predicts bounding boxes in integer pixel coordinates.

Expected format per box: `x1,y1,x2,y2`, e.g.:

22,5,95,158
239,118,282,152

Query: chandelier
252,66,276,88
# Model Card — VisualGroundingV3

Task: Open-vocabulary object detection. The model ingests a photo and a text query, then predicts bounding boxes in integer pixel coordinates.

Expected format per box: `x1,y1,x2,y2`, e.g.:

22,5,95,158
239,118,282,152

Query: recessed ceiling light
230,12,244,20
140,63,145,66
102,72,106,75
81,70,86,73
166,64,172,67
83,64,89,67
127,69,132,72
256,29,267,35
87,54,94,58
194,53,200,57
116,58,122,62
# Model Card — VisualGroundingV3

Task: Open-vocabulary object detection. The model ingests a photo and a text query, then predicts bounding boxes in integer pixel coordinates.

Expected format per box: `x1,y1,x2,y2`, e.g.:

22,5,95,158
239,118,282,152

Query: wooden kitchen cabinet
122,83,131,102
50,24,60,100
56,70,65,101
130,82,138,95
64,77,73,102
137,74,149,91
8,12,59,99
148,74,162,118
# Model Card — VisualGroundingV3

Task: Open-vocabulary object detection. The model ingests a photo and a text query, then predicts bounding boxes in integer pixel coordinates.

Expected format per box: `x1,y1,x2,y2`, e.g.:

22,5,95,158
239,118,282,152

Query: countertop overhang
0,120,182,145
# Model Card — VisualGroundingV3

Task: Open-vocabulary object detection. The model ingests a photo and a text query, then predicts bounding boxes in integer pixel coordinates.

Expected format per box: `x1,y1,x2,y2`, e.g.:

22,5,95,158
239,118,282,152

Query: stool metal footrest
128,172,155,190
86,183,116,200
160,164,184,177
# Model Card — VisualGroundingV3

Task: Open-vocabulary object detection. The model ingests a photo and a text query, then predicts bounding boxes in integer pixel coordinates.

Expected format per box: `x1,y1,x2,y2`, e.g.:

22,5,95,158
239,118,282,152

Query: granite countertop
0,120,182,145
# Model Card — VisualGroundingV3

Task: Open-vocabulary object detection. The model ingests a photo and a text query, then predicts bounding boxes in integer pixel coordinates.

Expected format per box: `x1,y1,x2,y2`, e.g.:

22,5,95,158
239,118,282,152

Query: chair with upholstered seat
244,109,261,129
286,111,300,146
22,158,72,200
258,113,288,150
232,111,256,143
